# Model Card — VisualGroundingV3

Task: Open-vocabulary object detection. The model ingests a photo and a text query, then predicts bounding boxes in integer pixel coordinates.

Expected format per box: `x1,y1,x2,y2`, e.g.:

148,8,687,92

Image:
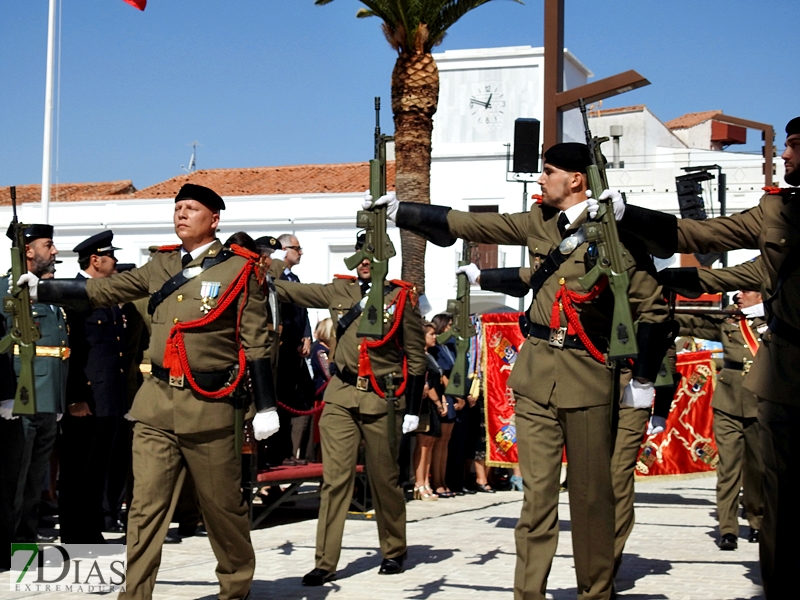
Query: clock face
469,82,506,128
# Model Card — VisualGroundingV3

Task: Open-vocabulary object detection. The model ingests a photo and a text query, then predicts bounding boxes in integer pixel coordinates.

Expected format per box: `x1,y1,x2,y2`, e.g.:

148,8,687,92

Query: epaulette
228,244,258,261
334,274,357,280
156,244,181,252
763,186,783,195
532,194,543,205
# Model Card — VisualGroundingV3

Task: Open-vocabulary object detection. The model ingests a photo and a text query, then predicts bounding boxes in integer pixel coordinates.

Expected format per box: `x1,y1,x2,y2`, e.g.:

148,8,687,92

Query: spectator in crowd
310,318,335,397
413,323,447,501
429,313,460,499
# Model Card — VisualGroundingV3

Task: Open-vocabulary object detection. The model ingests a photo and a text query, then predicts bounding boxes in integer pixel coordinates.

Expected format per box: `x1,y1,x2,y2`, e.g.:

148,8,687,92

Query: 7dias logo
9,544,126,593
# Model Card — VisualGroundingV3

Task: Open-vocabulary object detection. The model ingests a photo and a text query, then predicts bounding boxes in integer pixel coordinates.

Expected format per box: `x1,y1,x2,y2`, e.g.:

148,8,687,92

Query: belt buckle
356,376,369,392
549,326,567,349
169,374,185,389
60,347,69,360
742,361,752,376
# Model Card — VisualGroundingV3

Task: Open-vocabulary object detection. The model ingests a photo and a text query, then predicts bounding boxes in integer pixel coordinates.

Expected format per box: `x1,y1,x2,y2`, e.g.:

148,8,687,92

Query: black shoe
301,568,335,586
378,552,406,575
178,523,199,537
105,520,125,534
164,533,182,544
719,533,738,550
475,483,496,494
461,487,477,495
748,528,759,543
36,532,58,543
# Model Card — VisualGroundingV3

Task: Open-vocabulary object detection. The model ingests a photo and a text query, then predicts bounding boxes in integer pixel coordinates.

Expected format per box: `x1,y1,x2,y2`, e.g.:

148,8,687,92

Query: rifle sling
148,250,236,315
336,283,397,340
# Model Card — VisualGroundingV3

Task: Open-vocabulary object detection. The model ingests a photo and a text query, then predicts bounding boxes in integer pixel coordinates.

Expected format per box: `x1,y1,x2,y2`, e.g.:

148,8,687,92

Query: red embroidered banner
481,312,525,467
636,350,719,476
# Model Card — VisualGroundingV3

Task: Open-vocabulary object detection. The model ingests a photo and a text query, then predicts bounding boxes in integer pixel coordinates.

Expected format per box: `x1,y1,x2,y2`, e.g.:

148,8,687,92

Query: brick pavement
1,472,763,599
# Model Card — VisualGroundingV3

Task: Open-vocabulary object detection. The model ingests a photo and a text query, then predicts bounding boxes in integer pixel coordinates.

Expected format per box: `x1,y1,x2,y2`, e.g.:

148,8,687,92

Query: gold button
558,277,566,285
120,369,124,373
177,295,183,302
173,318,179,324
97,320,102,324
780,238,786,244
117,336,121,341
119,352,123,357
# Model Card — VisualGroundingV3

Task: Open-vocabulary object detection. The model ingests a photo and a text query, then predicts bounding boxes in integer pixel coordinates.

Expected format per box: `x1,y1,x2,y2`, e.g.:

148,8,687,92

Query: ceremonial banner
481,312,525,467
636,350,719,476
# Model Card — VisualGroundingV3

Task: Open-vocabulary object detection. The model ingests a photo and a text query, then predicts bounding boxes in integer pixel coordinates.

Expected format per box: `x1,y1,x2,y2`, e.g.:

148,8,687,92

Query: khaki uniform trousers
713,408,763,536
514,393,615,600
610,405,649,576
315,401,406,573
121,422,254,600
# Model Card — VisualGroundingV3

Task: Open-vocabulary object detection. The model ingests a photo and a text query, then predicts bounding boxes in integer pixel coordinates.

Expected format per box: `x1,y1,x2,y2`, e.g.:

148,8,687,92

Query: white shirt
180,239,216,262
560,200,589,228
78,269,93,279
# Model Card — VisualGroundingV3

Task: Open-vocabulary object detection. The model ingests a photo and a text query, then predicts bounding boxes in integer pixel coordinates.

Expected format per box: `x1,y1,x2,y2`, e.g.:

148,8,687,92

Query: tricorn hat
6,223,54,243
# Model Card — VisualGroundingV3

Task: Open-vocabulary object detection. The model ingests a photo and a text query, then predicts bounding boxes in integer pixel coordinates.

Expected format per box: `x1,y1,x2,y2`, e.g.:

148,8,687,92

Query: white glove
455,263,481,285
56,413,63,422
123,412,137,422
0,399,18,420
364,190,399,222
16,272,40,302
271,249,287,262
741,302,765,319
402,414,420,434
621,380,654,409
253,409,280,441
586,189,625,221
647,415,667,436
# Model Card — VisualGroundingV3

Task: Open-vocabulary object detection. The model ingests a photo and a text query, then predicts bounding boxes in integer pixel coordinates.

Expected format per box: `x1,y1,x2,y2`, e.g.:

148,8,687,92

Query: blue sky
1,0,796,190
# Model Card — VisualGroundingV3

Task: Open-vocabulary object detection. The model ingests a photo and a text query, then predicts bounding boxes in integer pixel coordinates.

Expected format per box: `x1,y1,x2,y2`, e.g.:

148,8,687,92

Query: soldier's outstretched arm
675,312,724,341
658,257,764,298
36,261,153,310
268,259,334,309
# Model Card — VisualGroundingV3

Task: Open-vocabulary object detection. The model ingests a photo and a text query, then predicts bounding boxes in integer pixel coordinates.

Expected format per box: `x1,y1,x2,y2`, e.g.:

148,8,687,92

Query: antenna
181,141,200,173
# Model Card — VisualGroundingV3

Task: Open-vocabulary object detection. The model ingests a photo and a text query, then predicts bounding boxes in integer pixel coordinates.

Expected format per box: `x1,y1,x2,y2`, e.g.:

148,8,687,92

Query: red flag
122,0,146,10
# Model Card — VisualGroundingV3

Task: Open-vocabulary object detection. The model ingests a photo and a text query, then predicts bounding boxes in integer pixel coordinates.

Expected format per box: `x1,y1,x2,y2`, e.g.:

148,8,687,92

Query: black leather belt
723,360,745,371
151,363,233,390
528,322,608,353
330,363,376,393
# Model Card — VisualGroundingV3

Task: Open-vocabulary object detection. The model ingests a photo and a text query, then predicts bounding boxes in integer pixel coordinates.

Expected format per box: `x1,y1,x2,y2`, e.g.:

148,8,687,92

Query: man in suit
0,224,68,561
20,183,279,600
268,233,426,585
376,142,672,600
59,230,128,542
604,116,800,599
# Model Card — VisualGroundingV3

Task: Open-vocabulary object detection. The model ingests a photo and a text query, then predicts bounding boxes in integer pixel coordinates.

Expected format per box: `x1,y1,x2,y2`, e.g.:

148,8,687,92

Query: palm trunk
391,51,439,296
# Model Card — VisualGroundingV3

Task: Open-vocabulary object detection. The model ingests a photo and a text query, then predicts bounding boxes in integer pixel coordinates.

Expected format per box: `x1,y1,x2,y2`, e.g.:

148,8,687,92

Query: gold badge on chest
199,281,221,314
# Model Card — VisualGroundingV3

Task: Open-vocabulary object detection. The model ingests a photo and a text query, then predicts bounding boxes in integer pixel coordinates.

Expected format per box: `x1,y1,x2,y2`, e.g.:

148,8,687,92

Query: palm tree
315,0,521,293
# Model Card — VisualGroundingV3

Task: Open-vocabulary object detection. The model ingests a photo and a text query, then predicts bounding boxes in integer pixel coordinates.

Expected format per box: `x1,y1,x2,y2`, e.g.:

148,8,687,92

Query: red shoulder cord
762,186,783,195
550,277,609,364
356,286,410,398
161,244,255,398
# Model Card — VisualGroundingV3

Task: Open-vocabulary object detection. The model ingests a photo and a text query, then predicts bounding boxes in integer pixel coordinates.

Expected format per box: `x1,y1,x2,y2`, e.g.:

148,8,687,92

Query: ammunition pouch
38,278,92,313
396,203,457,248
480,268,530,298
404,374,426,417
248,358,277,412
658,267,702,299
619,205,678,259
633,320,679,382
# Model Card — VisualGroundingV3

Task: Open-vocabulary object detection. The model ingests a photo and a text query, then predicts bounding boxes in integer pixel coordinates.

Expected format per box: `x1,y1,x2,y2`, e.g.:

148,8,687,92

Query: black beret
786,117,800,137
73,230,120,259
6,223,54,242
543,142,592,174
254,236,282,251
355,231,366,251
175,183,225,211
115,263,136,273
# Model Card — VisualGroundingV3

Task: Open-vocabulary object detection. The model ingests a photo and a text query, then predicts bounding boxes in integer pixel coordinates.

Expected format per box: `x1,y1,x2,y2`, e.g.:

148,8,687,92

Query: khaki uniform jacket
675,189,800,404
84,240,271,433
269,260,426,415
676,312,764,418
447,205,669,408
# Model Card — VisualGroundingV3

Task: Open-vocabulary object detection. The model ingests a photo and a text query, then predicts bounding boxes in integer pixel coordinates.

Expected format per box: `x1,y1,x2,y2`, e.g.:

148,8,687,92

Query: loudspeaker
513,118,540,174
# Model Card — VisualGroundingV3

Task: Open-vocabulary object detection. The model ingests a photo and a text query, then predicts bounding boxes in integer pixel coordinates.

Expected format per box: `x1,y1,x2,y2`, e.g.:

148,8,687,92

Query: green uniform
402,204,669,600
81,240,272,600
677,310,764,537
270,259,426,573
621,188,800,598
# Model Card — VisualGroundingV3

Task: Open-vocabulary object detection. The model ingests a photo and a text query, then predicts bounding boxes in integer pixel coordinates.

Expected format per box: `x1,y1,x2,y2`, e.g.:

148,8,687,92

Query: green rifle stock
437,241,477,397
576,99,638,361
344,97,395,338
0,186,41,415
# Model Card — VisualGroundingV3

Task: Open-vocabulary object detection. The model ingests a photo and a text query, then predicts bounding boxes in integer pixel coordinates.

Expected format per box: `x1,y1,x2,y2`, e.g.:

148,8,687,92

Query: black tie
557,212,570,236
360,281,370,296
181,253,192,268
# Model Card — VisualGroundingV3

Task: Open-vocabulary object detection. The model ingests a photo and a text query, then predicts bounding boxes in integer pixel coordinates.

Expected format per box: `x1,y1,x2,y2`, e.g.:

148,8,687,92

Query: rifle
437,240,477,397
576,99,638,361
0,186,41,415
344,97,396,338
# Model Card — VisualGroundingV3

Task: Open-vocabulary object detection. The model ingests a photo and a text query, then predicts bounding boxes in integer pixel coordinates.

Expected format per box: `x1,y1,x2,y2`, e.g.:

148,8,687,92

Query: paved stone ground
2,472,763,599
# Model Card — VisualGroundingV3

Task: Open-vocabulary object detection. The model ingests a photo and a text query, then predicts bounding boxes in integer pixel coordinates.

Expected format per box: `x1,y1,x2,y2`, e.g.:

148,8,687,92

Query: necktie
360,281,370,296
181,253,192,268
557,212,570,236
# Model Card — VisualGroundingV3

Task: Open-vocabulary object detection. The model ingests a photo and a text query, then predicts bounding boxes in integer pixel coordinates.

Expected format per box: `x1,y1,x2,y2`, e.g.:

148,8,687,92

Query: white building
1,46,771,321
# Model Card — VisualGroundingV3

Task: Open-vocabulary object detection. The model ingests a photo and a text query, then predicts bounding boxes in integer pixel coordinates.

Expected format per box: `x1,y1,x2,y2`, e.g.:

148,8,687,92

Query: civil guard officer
1,224,68,565
268,232,426,586
372,143,673,600
18,183,279,600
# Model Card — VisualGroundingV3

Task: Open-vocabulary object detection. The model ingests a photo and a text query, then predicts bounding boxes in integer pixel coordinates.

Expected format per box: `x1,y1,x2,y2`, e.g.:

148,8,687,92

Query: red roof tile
0,181,136,206
665,110,723,130
591,105,646,117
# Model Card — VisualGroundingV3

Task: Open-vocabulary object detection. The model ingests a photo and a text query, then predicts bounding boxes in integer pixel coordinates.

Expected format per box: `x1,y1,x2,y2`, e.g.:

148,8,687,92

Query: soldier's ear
25,243,35,260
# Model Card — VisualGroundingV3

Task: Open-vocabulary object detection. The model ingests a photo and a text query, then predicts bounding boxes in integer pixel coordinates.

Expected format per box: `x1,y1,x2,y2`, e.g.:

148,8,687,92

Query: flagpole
41,0,57,222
